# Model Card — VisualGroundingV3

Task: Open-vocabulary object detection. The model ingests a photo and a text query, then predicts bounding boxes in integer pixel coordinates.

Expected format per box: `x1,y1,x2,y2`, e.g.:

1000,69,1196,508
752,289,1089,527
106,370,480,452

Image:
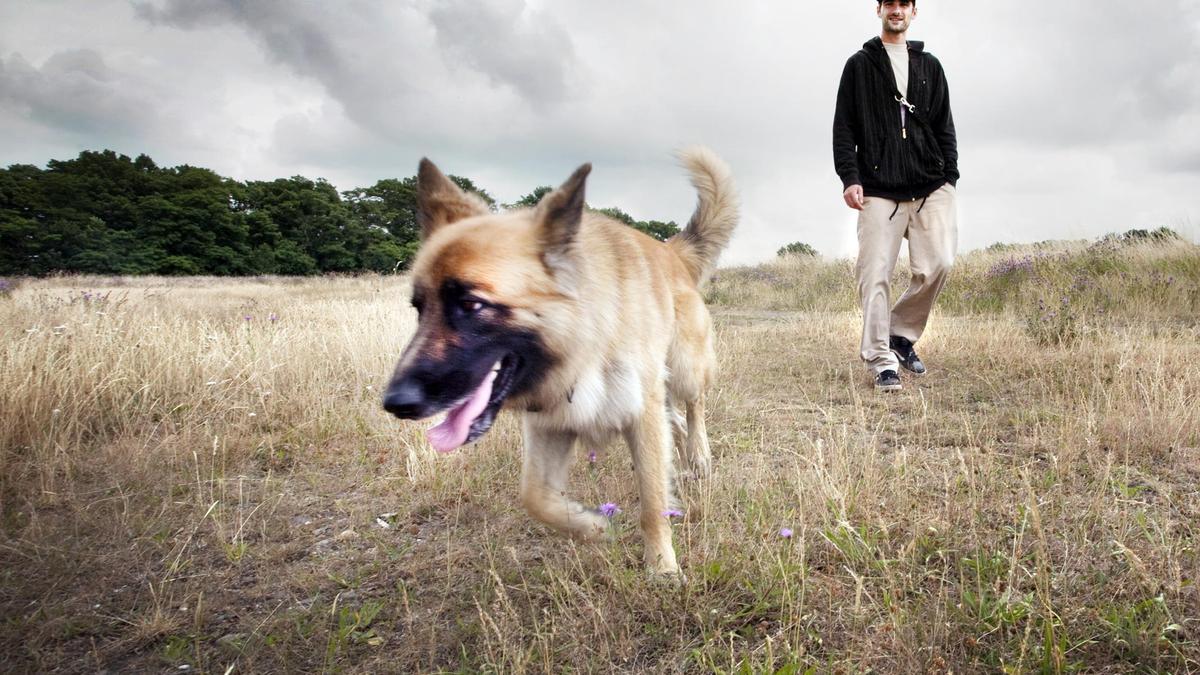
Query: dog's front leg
519,417,609,541
624,386,680,576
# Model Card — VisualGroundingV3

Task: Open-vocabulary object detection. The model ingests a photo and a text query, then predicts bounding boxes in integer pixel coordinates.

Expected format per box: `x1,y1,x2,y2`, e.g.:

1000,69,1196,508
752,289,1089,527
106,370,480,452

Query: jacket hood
862,36,925,54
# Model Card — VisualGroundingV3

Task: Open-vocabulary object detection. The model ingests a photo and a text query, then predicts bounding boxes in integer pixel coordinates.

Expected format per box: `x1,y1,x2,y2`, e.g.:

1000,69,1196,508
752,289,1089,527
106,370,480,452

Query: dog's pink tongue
427,369,497,453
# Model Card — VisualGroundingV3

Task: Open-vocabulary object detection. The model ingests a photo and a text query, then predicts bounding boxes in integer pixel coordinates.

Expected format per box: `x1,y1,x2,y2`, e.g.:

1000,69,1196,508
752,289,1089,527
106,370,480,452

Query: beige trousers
856,183,958,374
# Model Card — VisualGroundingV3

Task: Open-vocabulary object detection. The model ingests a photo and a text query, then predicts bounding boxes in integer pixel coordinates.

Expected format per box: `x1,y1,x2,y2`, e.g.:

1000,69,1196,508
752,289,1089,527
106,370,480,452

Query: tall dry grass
710,235,1200,335
2,277,418,501
0,238,1198,673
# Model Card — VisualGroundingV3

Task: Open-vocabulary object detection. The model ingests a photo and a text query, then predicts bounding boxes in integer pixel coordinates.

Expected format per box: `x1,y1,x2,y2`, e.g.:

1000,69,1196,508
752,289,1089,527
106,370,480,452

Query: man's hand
843,184,865,210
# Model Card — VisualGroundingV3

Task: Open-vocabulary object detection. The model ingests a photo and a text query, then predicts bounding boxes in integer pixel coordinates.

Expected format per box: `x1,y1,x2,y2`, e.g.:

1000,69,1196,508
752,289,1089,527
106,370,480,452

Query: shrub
777,241,819,258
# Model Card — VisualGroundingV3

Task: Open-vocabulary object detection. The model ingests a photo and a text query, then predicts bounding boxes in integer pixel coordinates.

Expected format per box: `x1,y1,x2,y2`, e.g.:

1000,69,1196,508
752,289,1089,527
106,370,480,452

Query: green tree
777,241,819,258
244,176,361,272
343,173,492,271
592,206,680,242
635,219,682,242
343,177,420,243
504,186,553,209
3,149,691,276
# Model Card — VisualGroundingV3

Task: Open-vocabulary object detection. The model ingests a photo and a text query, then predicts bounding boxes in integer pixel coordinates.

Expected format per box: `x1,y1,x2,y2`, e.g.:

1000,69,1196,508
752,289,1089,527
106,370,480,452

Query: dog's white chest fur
530,359,644,432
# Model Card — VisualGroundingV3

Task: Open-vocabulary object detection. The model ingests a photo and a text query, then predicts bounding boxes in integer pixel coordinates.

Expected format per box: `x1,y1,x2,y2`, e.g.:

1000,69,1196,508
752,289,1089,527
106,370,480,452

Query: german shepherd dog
382,148,737,575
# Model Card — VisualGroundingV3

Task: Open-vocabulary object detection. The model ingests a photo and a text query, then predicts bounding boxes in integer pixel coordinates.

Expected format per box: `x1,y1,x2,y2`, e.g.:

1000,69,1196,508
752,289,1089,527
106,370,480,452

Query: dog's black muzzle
381,376,434,420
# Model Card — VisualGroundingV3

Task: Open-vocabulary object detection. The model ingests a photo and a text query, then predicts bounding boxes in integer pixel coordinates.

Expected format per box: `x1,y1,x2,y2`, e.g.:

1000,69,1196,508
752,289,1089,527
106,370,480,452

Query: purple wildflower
598,502,621,518
243,315,252,321
985,255,1037,279
587,450,597,463
779,527,794,539
662,509,684,518
269,313,278,322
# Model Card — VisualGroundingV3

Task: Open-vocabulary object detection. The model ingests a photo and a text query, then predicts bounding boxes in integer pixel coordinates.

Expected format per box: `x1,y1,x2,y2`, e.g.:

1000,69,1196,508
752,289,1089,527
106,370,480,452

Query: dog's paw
676,462,712,482
570,511,614,543
644,548,681,579
646,563,684,584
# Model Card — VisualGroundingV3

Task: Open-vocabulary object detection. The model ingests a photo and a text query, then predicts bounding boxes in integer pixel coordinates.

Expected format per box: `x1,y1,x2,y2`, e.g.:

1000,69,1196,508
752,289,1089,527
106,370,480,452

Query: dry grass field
2,235,1198,673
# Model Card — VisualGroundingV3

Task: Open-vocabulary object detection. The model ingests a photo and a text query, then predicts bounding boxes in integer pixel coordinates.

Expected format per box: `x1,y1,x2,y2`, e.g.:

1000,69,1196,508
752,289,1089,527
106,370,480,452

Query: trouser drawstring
888,195,929,221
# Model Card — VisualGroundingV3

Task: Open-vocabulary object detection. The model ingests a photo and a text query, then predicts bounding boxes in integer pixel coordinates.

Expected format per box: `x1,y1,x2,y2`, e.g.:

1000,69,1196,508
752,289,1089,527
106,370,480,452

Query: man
833,0,959,391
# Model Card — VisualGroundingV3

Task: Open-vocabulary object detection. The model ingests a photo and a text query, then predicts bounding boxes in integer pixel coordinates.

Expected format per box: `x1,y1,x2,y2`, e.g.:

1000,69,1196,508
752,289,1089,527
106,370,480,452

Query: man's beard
882,16,910,33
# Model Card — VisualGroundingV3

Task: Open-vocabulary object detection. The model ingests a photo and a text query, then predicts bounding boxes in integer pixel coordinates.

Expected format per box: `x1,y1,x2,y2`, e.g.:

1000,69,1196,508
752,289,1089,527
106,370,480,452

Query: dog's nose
382,380,429,419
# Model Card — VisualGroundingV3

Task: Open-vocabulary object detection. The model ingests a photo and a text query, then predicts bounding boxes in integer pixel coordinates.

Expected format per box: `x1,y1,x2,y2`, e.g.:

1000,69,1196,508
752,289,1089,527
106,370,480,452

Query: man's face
878,0,916,34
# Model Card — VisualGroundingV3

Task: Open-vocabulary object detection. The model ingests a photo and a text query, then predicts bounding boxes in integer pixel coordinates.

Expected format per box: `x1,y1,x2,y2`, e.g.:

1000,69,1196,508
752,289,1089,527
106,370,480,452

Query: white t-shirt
883,41,909,97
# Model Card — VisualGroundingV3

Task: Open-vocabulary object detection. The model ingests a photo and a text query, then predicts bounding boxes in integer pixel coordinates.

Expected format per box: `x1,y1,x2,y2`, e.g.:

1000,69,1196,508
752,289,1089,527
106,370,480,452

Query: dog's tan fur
398,148,737,574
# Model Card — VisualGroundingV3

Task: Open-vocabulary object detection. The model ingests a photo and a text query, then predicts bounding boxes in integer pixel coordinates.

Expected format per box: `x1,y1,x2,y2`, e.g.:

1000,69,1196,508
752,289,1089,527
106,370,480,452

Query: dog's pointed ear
417,158,490,241
535,163,591,254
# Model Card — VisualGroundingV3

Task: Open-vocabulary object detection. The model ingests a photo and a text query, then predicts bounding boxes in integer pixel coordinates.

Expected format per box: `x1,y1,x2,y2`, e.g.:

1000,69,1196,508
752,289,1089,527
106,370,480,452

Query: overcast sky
2,0,1198,263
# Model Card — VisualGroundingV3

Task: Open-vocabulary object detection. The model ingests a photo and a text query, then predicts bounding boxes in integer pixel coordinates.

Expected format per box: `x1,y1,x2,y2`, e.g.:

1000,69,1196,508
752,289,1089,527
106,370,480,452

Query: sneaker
875,369,901,391
889,335,926,375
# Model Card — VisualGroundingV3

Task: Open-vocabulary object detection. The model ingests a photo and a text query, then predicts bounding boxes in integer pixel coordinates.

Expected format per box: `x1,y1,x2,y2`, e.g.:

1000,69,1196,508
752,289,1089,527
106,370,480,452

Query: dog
382,148,737,575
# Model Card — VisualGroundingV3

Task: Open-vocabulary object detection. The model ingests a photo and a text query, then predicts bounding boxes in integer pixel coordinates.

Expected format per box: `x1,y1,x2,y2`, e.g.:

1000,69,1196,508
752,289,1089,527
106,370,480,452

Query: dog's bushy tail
668,146,739,285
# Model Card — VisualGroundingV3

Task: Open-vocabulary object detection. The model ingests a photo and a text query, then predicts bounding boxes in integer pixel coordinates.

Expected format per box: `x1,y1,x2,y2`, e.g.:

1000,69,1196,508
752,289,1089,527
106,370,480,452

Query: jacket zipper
895,94,915,140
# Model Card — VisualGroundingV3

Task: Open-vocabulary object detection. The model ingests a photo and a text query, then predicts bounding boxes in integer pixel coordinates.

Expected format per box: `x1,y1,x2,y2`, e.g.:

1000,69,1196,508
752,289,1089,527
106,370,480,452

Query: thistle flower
587,450,597,463
598,502,620,518
662,509,684,518
243,315,252,321
779,527,794,539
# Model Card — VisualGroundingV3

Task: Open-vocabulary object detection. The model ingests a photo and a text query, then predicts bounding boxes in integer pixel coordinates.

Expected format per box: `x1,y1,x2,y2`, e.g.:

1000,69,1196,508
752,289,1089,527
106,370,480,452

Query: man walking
833,0,959,391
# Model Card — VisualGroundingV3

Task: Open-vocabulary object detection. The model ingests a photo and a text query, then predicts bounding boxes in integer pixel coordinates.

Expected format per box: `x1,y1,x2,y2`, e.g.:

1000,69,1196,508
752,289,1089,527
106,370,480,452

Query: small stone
217,633,248,654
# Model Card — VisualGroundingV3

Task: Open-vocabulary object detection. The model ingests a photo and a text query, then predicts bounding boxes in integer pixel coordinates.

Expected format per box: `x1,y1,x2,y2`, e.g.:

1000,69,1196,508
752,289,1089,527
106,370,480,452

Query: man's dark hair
877,0,915,4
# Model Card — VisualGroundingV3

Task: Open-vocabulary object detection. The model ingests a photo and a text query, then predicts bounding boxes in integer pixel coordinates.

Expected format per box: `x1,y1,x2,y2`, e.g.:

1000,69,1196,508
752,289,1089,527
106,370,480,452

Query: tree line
0,150,680,276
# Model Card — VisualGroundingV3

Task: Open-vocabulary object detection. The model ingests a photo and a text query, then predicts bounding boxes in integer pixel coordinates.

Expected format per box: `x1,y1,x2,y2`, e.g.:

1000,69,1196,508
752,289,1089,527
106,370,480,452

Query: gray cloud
131,0,580,136
946,0,1200,150
134,0,345,80
428,0,579,104
132,0,236,28
0,49,152,140
1,0,1198,262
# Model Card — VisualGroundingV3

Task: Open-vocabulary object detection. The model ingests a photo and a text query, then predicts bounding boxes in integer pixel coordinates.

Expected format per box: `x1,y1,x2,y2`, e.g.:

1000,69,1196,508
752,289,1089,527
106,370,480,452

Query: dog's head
382,157,590,452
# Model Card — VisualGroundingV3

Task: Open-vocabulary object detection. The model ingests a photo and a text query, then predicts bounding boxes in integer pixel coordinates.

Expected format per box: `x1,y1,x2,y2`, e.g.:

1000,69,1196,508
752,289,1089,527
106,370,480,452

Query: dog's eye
459,299,484,314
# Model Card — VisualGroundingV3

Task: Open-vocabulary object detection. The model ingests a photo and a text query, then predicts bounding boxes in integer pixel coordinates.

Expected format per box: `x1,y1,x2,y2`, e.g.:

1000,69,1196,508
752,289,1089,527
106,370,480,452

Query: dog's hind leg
519,419,609,542
665,395,689,482
667,296,715,479
683,394,712,478
624,384,680,575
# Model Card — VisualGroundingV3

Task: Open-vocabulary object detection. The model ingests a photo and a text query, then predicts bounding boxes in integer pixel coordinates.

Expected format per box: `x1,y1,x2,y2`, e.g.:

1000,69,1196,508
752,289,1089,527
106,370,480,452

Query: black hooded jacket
833,37,959,201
